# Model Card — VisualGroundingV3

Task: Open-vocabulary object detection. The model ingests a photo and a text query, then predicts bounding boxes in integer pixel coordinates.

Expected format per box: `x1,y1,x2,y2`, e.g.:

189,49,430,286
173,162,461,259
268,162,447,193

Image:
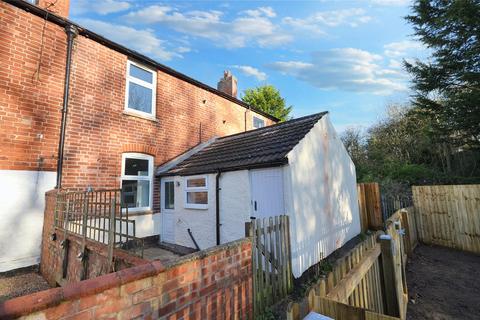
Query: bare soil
406,244,480,320
0,265,51,302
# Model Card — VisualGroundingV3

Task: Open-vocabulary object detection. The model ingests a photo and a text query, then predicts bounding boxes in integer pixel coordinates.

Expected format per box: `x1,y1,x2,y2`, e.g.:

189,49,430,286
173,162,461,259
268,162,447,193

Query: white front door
161,179,175,243
250,167,285,219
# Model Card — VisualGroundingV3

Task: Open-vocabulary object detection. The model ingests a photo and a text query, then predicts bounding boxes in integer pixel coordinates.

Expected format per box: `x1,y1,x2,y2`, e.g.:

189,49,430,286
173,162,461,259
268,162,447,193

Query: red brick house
0,0,278,271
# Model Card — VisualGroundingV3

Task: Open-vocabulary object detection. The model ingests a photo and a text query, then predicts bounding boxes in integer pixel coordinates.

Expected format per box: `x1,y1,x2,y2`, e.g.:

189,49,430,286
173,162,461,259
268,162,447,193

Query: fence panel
247,215,293,318
287,228,409,320
412,184,480,254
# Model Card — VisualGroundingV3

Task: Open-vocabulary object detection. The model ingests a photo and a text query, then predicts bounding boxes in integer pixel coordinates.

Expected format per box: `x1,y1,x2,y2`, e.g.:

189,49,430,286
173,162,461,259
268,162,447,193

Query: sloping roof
5,0,278,122
158,112,327,176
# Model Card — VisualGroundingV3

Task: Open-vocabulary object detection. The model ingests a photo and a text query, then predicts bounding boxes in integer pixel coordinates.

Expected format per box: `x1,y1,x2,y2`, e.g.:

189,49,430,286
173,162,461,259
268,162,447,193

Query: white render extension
156,112,361,278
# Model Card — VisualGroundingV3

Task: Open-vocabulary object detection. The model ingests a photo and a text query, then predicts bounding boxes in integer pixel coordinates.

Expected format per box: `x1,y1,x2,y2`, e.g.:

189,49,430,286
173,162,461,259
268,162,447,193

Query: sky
70,0,429,132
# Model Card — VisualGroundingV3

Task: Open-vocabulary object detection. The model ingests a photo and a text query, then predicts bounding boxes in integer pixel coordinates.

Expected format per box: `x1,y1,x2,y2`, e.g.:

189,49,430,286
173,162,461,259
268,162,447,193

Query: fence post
245,221,252,237
378,234,400,317
107,198,116,272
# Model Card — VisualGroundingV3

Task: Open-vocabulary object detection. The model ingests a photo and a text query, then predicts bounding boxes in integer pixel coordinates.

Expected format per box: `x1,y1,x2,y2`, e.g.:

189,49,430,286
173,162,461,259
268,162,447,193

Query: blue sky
70,0,428,132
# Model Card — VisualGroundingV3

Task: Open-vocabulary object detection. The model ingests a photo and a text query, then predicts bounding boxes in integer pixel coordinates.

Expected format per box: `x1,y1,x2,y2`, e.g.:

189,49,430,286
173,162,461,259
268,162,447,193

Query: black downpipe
56,25,78,189
216,171,222,245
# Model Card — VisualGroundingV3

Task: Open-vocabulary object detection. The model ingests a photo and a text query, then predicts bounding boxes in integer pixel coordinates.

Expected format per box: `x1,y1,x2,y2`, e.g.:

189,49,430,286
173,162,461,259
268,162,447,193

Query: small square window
184,176,208,209
125,61,156,117
253,116,265,129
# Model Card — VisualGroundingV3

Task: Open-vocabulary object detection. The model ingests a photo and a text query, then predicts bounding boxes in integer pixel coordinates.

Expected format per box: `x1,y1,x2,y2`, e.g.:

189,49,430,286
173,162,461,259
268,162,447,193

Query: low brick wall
0,190,253,319
40,190,147,286
0,238,252,319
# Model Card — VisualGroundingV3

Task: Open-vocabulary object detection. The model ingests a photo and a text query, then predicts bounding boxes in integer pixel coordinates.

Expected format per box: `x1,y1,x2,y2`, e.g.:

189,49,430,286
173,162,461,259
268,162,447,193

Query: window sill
184,205,209,210
123,209,157,216
122,110,158,122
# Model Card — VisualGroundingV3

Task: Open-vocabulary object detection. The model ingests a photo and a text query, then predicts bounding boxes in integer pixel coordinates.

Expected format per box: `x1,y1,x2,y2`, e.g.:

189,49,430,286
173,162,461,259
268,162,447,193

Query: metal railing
54,189,144,265
381,194,413,223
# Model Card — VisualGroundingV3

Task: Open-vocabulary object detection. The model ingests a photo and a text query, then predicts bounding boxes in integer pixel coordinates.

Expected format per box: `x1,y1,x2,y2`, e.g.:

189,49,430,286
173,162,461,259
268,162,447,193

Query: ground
406,245,480,320
142,244,182,265
0,265,51,302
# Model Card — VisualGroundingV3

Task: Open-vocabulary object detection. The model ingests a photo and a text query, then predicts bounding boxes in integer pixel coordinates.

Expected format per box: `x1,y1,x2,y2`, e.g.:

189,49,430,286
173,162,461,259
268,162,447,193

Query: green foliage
241,85,292,121
341,104,480,190
259,308,276,320
405,0,480,149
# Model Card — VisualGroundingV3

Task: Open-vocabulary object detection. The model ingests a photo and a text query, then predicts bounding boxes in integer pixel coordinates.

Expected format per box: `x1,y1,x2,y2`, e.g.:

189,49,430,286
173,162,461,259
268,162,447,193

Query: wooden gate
246,215,293,318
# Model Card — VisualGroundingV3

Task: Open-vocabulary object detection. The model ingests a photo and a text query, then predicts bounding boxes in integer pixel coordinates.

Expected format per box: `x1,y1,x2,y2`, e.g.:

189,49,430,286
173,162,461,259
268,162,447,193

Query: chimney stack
37,0,70,19
217,70,237,98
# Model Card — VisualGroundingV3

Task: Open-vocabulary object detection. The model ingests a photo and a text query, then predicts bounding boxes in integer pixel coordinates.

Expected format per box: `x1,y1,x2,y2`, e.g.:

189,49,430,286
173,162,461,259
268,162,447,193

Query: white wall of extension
286,114,361,277
160,170,252,250
0,170,56,272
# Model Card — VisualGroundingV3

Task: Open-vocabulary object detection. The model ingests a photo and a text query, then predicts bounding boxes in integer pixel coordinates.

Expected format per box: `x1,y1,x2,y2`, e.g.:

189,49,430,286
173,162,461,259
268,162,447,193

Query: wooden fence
287,210,413,320
412,184,480,254
358,183,383,231
54,189,144,275
246,215,293,318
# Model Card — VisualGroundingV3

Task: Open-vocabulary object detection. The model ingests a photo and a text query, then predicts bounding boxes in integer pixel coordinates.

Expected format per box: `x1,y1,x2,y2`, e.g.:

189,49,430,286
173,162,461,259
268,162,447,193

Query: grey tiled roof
160,112,327,176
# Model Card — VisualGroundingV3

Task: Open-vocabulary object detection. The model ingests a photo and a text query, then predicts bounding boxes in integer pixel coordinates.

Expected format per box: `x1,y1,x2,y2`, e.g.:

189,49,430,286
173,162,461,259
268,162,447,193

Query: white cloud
243,7,276,18
283,8,372,34
371,0,411,6
268,48,407,95
384,40,425,58
77,19,179,61
73,0,131,15
124,6,292,48
232,65,267,81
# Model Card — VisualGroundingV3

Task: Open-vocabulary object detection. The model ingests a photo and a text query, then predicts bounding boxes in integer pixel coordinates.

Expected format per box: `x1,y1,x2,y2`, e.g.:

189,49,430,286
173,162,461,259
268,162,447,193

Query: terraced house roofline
3,0,279,122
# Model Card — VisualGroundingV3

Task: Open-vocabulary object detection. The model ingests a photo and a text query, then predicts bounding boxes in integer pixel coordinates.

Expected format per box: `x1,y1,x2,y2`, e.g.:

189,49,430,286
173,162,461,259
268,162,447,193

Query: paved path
406,245,480,320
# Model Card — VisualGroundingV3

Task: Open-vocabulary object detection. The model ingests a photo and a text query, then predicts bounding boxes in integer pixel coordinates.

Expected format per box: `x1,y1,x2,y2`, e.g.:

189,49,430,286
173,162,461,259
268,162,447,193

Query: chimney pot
217,70,238,98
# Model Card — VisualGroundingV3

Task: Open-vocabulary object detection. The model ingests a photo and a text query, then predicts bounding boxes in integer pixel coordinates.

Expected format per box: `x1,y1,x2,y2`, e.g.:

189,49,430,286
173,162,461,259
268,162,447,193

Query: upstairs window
121,153,153,211
125,61,156,118
184,176,208,209
253,116,265,129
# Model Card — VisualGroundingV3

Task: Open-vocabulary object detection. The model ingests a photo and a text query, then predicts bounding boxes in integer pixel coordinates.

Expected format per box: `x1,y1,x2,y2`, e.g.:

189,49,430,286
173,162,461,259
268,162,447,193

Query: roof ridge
217,111,328,142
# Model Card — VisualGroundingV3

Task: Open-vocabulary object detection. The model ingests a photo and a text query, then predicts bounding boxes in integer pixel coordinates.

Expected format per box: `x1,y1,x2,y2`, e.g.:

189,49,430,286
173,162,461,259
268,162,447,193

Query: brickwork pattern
0,1,275,214
0,190,253,319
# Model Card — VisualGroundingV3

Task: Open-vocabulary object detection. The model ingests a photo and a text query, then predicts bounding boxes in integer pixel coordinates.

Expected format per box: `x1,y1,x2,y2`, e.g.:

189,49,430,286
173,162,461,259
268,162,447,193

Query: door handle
254,201,257,211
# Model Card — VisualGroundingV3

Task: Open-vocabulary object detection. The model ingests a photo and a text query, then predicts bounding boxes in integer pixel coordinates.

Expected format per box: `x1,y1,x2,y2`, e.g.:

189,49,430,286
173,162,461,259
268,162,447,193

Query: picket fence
246,215,293,318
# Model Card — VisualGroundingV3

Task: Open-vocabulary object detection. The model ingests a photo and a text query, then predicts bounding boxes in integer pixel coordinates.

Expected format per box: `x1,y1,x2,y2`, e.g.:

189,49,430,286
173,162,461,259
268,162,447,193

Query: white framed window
163,179,175,210
184,175,208,209
253,116,265,129
125,60,156,118
121,153,153,211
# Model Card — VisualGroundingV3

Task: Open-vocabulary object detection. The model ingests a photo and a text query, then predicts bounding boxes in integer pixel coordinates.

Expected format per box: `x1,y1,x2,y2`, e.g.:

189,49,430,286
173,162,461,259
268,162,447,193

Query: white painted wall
0,170,56,272
160,174,217,249
286,114,361,277
160,170,252,250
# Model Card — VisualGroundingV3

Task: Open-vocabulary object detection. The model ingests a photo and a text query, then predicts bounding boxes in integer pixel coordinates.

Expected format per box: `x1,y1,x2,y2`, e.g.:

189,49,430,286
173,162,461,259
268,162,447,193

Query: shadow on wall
288,116,360,277
0,169,56,271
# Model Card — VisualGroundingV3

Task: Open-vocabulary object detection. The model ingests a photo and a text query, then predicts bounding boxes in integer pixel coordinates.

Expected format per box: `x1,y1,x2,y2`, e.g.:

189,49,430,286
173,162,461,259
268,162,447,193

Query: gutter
56,24,78,188
215,170,222,245
3,0,279,123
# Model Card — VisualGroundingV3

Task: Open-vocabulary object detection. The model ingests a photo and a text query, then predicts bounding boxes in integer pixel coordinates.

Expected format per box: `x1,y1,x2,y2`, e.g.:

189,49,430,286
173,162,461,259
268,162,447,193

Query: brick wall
0,1,275,213
40,191,147,286
1,234,253,319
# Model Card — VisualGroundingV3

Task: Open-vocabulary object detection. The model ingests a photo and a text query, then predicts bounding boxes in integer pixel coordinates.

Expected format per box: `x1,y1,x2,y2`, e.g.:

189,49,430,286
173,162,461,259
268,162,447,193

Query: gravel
0,265,51,302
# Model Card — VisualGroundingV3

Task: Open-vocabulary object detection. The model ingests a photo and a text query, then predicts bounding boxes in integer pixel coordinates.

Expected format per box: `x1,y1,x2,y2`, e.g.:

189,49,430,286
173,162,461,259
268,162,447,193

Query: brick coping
0,237,251,319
